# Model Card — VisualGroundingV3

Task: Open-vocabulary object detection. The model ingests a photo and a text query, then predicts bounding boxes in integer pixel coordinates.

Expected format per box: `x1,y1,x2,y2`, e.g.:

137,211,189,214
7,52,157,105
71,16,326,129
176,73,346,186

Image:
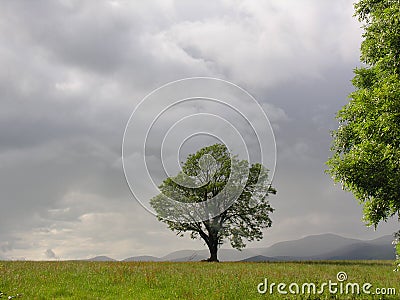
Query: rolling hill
122,255,160,262
242,234,395,262
85,256,116,262
64,233,397,262
154,234,395,262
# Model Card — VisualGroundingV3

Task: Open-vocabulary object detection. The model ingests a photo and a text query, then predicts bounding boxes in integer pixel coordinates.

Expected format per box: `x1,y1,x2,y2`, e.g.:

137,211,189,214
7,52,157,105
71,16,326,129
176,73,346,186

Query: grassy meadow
0,260,399,299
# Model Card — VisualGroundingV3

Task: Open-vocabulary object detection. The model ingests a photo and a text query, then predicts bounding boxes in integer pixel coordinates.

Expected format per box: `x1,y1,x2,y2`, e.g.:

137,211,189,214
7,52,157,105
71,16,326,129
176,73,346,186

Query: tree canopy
326,0,400,269
150,144,276,262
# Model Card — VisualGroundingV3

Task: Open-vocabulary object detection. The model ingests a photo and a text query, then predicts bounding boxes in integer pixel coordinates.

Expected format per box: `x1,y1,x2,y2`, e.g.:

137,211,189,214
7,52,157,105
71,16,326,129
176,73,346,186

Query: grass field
0,260,399,299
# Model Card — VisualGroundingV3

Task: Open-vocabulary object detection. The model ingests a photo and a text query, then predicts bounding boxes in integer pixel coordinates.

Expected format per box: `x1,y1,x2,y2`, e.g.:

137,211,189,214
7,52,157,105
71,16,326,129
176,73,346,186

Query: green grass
0,260,399,299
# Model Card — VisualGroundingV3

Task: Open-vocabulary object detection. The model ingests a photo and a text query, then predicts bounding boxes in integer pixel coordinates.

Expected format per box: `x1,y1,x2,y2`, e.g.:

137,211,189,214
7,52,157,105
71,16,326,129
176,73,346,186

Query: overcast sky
1,0,398,260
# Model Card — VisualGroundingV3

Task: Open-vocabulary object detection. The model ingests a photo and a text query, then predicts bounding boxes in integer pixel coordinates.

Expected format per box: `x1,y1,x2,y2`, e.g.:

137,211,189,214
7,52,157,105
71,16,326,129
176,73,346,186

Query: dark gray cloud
45,249,57,259
0,0,397,260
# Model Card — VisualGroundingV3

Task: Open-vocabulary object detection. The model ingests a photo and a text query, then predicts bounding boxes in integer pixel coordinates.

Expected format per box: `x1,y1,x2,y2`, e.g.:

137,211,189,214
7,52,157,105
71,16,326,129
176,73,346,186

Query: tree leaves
150,144,275,256
327,0,400,230
327,0,400,269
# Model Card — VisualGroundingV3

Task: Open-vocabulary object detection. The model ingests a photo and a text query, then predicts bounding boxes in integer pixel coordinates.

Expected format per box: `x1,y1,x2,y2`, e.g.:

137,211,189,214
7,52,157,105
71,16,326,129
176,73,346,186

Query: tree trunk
206,237,219,262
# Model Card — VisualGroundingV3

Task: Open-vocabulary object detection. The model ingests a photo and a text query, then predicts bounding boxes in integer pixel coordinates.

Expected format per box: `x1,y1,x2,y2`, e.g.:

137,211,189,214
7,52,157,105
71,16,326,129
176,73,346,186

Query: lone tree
150,144,276,262
326,0,400,268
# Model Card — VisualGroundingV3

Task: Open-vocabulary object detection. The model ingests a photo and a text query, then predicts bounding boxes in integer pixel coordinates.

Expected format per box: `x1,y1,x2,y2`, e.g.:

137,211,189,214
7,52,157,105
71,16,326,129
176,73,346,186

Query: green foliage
327,0,400,229
150,144,275,260
394,231,400,272
327,0,400,271
355,0,400,72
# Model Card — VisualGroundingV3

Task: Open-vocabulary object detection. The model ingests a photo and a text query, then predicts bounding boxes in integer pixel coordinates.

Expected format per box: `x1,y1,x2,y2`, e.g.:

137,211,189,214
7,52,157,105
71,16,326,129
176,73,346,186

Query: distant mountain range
123,255,161,262
83,233,396,262
84,256,117,262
